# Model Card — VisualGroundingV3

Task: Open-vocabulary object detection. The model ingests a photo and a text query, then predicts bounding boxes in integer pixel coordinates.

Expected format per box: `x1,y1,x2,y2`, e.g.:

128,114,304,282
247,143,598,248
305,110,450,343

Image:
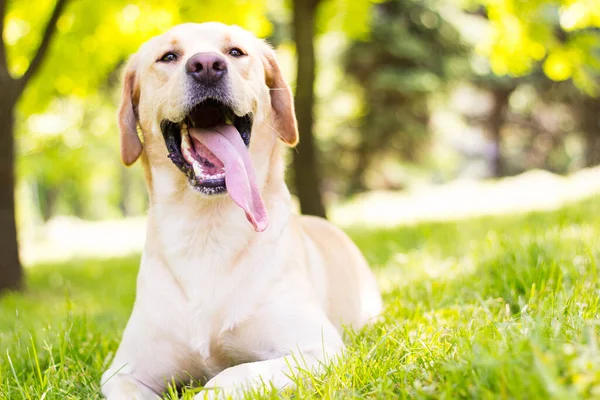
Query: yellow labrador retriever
101,22,381,399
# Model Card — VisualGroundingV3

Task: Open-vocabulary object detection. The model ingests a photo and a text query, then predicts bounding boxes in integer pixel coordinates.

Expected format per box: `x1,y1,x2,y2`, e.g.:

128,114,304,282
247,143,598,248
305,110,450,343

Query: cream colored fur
101,22,382,400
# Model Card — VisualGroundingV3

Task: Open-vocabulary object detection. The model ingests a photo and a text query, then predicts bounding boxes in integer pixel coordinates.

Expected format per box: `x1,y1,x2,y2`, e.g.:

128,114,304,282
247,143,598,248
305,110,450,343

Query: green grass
2,197,600,399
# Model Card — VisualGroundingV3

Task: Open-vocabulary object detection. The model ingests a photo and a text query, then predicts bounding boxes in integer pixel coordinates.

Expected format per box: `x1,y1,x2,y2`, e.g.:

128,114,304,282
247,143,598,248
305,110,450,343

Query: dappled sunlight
354,198,600,397
333,196,600,398
4,195,600,398
362,195,599,325
375,253,477,295
21,217,146,266
332,166,600,228
0,256,139,368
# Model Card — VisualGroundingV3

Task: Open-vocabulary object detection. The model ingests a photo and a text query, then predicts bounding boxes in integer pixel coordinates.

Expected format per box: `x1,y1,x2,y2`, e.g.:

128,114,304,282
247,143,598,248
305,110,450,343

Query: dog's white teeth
225,115,233,125
181,129,192,151
192,160,203,178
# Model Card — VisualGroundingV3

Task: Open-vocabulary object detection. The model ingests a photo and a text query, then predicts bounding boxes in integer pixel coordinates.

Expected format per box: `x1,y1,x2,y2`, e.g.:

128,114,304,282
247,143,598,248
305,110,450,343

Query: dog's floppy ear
260,43,299,147
118,54,143,166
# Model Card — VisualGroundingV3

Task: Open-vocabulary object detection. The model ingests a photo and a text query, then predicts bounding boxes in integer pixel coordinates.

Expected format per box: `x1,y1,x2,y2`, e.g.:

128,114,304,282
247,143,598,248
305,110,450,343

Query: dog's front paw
193,386,239,400
102,372,161,400
104,381,160,400
193,370,250,400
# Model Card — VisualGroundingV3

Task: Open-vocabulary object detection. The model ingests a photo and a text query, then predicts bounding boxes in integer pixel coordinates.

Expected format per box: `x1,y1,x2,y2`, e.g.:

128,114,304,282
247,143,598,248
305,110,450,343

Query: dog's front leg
102,292,189,400
194,346,342,400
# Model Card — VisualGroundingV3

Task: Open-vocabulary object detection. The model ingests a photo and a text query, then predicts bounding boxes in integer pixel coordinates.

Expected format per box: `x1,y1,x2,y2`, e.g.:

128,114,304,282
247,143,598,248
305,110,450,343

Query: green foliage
16,91,149,220
464,0,600,95
5,0,273,222
2,197,600,398
317,0,383,40
6,0,272,113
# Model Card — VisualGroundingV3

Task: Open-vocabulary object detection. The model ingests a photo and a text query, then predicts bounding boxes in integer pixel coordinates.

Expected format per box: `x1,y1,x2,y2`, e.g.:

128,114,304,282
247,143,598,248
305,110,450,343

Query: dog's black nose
186,52,227,84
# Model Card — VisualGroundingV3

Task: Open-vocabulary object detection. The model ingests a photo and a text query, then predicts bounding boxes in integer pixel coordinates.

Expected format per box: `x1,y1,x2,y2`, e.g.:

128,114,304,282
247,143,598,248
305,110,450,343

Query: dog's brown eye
228,48,245,57
159,52,178,63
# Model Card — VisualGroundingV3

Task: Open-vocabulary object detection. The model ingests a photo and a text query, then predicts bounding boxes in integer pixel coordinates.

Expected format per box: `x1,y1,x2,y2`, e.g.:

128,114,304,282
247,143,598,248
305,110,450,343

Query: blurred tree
290,0,377,215
0,0,68,292
468,0,600,94
466,0,600,165
469,74,519,177
487,85,514,176
466,71,585,176
344,0,466,194
579,96,600,166
292,0,327,218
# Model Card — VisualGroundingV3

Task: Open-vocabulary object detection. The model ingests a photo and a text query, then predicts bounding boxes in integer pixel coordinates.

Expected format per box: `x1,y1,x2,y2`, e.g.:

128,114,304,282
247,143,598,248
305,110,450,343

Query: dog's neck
143,139,292,266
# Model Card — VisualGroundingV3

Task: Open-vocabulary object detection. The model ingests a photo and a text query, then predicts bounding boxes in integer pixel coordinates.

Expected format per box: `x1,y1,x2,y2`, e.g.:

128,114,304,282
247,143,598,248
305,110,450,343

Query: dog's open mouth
161,99,268,232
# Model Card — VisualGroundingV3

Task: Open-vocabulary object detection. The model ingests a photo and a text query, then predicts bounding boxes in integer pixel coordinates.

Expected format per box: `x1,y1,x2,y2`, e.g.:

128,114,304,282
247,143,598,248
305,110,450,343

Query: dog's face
118,23,298,230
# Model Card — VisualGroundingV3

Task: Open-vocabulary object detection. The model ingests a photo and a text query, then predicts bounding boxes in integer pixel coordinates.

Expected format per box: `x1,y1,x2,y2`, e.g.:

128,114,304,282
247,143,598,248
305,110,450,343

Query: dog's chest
162,252,276,376
155,225,283,368
146,204,291,372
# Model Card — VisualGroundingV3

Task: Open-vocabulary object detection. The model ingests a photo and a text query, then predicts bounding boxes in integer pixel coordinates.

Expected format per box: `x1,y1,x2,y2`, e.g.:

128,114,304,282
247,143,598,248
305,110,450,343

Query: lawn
2,196,600,399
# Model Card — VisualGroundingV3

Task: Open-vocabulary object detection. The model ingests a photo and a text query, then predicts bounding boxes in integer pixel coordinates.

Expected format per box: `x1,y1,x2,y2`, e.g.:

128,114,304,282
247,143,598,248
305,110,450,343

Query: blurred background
1,0,600,291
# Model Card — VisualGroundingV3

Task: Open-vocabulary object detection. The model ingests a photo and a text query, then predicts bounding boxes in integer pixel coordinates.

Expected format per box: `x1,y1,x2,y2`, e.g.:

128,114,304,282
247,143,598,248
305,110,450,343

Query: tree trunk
346,145,370,196
585,131,600,167
291,0,327,218
37,181,59,222
489,88,512,177
581,97,600,167
0,83,23,292
0,0,68,294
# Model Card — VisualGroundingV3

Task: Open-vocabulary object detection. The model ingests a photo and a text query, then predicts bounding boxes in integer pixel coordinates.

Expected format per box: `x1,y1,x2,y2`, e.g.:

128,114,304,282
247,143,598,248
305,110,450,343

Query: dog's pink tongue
189,125,268,232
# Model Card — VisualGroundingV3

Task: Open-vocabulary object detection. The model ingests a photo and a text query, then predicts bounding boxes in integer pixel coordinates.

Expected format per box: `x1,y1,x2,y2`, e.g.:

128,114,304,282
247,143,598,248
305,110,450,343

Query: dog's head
118,23,298,231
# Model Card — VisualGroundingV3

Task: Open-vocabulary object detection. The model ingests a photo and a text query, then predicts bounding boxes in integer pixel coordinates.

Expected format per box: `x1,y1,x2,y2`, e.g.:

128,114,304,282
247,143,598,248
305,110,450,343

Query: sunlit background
2,0,600,265
3,1,600,398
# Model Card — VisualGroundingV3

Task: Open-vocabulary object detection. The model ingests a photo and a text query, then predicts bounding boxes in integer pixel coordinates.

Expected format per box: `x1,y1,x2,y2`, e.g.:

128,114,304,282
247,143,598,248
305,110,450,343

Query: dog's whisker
265,122,299,153
265,122,285,141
